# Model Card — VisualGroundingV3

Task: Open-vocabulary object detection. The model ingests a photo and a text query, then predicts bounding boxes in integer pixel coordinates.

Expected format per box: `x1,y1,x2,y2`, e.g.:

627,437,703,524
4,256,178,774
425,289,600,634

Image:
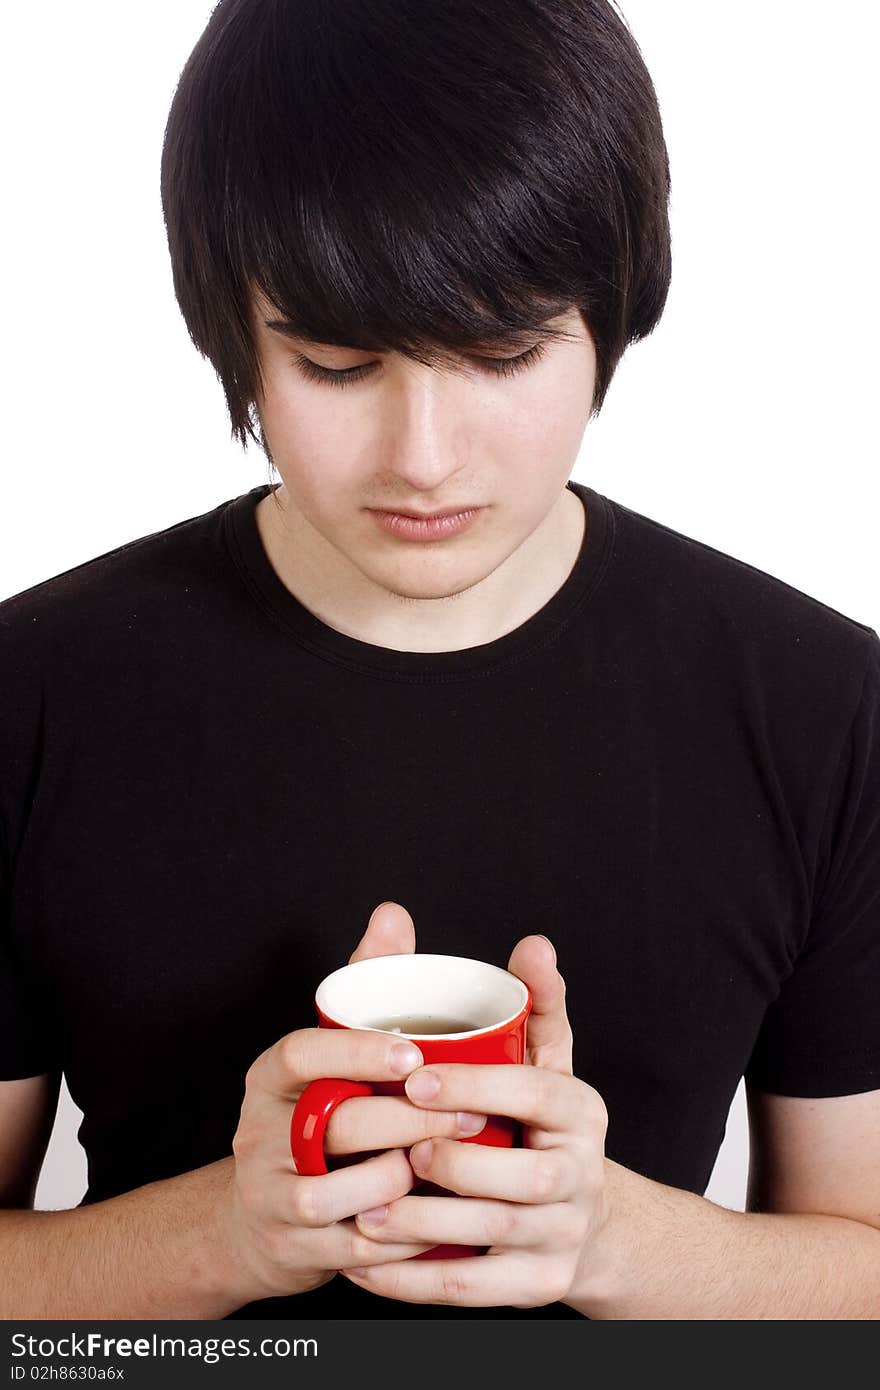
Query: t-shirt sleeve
0,913,59,1080
745,626,880,1097
0,614,61,1081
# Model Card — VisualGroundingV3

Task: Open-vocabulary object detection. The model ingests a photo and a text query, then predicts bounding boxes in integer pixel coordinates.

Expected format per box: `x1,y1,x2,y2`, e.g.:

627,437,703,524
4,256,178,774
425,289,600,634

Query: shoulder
0,492,245,857
0,491,239,666
604,493,876,707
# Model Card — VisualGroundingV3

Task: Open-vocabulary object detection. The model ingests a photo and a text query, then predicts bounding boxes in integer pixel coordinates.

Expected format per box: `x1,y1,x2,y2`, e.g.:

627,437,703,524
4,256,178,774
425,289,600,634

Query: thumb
507,935,573,1075
349,900,417,963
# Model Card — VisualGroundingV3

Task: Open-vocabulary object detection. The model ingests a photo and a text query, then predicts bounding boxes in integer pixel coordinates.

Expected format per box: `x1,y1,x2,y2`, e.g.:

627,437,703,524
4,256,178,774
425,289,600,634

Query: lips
369,507,483,541
371,506,476,519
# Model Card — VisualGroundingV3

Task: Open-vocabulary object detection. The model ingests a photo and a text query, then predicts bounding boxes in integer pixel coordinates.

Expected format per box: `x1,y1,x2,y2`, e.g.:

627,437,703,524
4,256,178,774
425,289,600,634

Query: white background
1,2,877,1218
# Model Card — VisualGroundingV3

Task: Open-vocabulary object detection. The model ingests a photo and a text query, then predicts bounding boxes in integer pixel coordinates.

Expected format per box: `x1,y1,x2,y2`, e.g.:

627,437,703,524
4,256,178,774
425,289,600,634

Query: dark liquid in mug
366,1014,482,1035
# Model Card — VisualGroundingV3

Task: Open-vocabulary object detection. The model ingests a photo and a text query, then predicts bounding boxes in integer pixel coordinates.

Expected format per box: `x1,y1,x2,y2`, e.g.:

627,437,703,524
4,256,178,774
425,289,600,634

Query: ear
348,900,417,963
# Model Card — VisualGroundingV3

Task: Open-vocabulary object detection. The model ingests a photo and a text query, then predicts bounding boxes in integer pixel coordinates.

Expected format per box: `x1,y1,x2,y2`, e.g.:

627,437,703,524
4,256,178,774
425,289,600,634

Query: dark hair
160,0,671,457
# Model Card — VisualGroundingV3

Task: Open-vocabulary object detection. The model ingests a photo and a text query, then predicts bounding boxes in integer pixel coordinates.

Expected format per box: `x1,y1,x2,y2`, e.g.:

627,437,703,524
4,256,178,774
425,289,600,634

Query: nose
382,360,468,494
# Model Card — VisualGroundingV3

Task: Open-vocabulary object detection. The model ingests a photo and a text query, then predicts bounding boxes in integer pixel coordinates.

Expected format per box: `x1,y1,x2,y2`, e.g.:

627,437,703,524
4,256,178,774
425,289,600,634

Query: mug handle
290,1075,485,1261
290,1077,375,1176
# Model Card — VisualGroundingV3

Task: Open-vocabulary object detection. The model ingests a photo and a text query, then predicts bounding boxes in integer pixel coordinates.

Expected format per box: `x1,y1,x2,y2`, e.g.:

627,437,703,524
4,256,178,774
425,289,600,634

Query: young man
1,0,878,1320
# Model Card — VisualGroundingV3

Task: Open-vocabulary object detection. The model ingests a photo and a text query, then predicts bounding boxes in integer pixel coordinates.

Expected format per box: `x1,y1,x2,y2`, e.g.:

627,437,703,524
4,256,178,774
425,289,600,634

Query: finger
254,1027,424,1100
342,1252,549,1308
312,1217,436,1270
289,1147,417,1229
325,1095,487,1154
405,1063,603,1137
332,1217,436,1273
506,935,573,1075
348,901,416,963
355,1193,567,1250
268,1217,436,1273
407,1136,579,1204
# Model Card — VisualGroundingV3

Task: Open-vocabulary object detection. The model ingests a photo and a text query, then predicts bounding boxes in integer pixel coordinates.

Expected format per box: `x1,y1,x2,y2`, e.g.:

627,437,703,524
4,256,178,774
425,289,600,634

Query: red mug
290,952,532,1259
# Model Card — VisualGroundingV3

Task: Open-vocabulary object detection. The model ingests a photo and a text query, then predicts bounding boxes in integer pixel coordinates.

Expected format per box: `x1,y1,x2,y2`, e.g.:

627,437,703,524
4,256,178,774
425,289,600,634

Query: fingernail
390,1043,423,1074
343,1267,368,1279
410,1139,433,1170
406,1069,440,1101
537,934,557,962
457,1111,487,1136
358,1205,388,1226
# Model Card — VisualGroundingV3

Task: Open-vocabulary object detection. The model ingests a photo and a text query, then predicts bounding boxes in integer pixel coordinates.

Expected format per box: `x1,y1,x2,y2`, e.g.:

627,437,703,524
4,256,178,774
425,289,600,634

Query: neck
254,482,586,654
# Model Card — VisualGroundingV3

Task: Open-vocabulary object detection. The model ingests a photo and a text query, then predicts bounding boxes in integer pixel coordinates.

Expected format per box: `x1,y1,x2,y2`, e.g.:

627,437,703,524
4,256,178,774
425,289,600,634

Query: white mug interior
316,952,528,1038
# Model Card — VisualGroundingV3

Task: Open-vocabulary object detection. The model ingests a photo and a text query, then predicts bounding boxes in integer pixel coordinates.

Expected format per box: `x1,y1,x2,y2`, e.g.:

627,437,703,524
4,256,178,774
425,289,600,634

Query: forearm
567,1158,880,1320
0,1158,257,1320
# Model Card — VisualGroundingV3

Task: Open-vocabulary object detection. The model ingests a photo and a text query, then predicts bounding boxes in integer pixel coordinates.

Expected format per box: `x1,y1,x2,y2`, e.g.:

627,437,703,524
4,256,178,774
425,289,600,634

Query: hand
221,903,488,1303
342,935,610,1308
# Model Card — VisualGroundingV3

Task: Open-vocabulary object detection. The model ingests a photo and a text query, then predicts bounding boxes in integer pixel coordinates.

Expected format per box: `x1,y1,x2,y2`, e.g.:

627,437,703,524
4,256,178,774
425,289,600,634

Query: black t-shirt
2,479,879,1320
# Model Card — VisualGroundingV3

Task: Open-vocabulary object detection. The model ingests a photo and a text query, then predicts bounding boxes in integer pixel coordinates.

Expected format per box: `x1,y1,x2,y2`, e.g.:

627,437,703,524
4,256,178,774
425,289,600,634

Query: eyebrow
265,319,294,336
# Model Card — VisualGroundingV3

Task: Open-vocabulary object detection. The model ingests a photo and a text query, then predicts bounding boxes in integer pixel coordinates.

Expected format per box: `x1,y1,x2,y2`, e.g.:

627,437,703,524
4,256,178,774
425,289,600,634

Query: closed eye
291,341,548,390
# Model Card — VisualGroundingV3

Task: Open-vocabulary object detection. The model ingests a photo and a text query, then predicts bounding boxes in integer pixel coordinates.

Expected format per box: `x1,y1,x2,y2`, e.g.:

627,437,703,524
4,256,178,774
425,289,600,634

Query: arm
0,904,451,1320
0,1052,437,1322
0,1074,249,1319
0,1073,62,1209
568,1086,880,1319
344,941,880,1319
0,1157,249,1320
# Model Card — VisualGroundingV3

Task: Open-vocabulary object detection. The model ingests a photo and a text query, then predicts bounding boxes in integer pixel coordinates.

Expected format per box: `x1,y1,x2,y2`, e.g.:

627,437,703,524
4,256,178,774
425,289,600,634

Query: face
249,287,597,602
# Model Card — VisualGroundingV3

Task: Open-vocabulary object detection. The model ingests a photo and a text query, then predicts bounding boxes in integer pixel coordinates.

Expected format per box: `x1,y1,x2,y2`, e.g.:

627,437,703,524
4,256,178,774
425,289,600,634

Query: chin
373,566,486,603
385,581,477,603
